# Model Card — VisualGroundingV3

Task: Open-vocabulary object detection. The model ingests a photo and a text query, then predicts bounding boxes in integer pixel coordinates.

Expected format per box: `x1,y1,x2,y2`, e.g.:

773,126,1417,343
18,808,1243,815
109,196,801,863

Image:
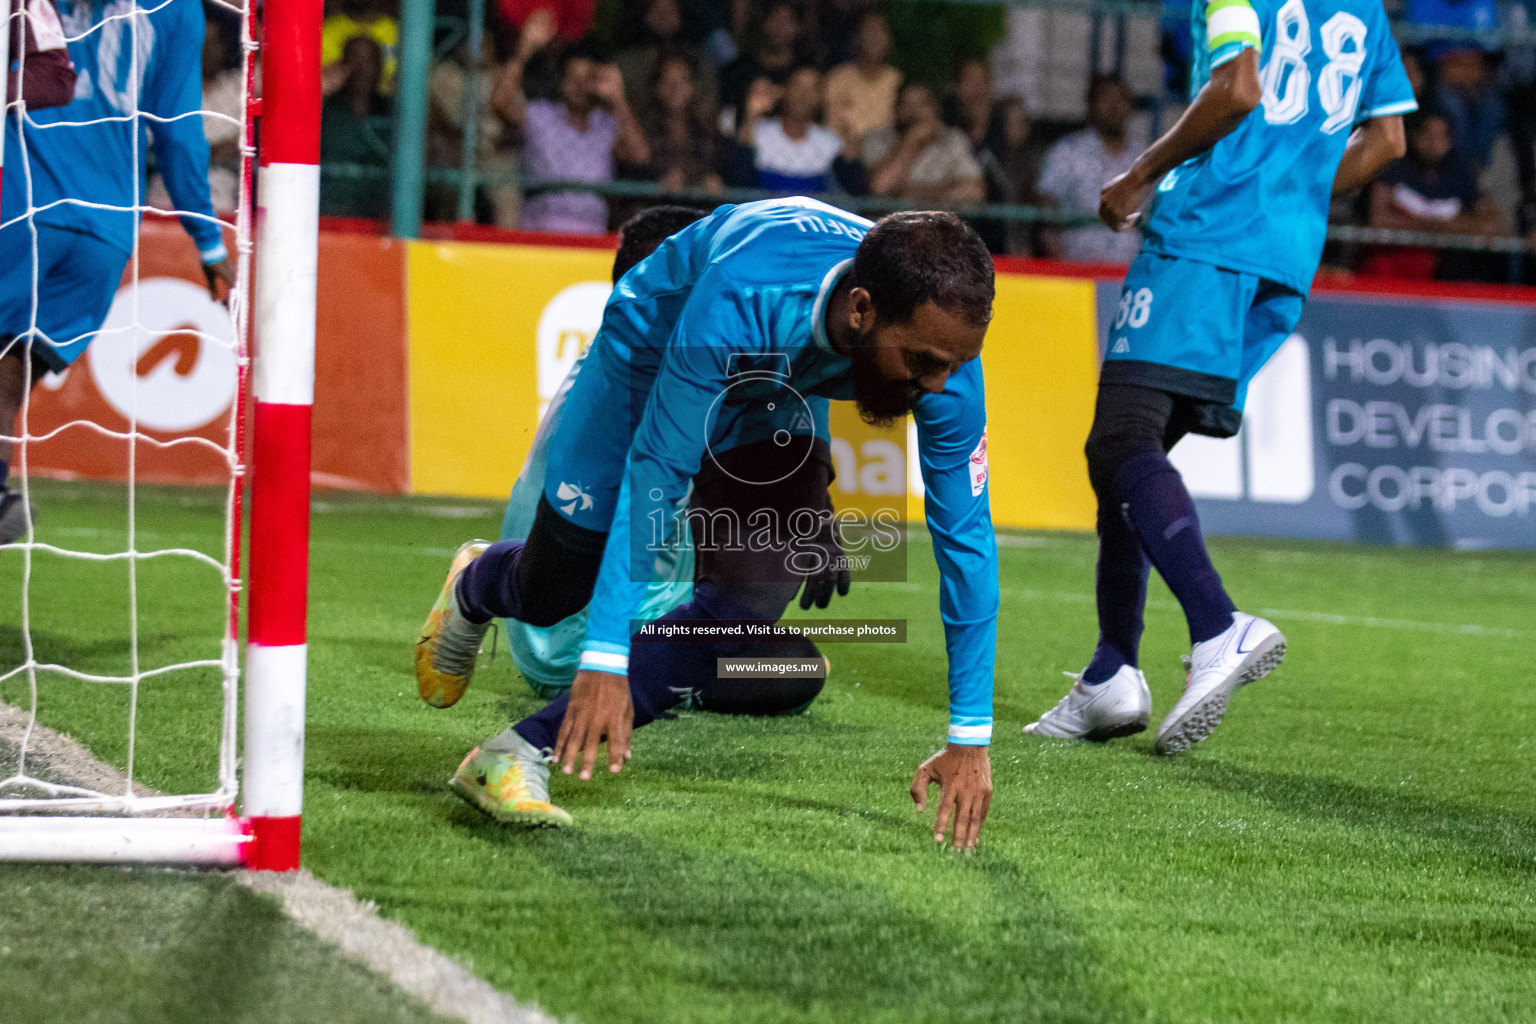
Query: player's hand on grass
909,743,992,851
202,257,236,304
1098,168,1154,232
555,669,633,780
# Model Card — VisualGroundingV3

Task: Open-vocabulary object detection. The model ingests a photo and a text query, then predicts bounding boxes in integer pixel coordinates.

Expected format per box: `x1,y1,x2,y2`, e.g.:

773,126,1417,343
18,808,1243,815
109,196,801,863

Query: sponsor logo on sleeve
970,428,989,497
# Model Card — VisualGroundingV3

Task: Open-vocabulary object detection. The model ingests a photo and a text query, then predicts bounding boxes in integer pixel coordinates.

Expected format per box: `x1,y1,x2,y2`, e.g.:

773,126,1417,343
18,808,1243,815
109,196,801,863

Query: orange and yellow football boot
448,740,573,828
415,540,493,709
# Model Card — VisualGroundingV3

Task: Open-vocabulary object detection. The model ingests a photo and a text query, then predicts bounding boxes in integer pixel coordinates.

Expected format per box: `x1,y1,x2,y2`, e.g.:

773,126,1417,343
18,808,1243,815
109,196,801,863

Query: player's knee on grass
695,638,826,716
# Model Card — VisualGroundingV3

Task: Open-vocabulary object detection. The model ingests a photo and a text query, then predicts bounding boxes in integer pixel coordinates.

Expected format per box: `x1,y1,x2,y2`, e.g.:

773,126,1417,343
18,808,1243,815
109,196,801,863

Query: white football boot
1023,665,1152,741
1155,612,1286,755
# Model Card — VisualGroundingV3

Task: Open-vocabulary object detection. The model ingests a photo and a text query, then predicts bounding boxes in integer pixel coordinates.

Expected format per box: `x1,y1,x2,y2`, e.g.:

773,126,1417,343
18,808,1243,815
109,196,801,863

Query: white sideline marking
238,870,556,1024
0,701,554,1024
883,583,1534,639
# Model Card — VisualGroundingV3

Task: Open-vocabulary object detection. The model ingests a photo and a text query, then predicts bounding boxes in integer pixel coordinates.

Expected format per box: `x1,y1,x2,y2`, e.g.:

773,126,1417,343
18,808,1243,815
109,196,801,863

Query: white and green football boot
449,733,573,828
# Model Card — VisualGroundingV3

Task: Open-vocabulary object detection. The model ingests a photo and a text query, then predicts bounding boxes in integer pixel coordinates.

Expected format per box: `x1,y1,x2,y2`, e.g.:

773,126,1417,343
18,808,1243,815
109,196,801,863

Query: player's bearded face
850,303,987,428
850,342,920,428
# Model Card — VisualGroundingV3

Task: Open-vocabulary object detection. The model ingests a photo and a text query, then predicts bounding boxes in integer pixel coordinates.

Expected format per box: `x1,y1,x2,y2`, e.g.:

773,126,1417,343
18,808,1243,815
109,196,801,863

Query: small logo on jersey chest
1111,337,1131,354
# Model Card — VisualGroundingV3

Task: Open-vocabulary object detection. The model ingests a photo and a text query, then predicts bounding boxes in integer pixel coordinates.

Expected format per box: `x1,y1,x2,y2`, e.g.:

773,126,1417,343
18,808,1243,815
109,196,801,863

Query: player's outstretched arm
1332,116,1407,198
143,4,228,274
1099,48,1261,231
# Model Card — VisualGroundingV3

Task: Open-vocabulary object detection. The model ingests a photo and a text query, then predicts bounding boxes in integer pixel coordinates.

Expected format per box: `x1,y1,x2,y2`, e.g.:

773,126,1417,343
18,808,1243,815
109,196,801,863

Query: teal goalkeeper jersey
571,198,1000,745
1143,0,1416,293
2,0,226,262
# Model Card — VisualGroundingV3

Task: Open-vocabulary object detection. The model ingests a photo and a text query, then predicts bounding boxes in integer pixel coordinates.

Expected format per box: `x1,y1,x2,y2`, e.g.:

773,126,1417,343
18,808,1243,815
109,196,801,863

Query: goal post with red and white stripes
0,0,319,869
243,0,321,873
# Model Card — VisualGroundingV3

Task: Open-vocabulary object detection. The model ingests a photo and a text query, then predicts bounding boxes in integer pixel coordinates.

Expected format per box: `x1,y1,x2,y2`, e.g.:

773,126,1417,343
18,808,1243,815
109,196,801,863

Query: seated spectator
824,10,901,149
496,45,650,235
718,1,809,132
815,0,867,67
615,0,713,118
319,37,394,220
948,59,998,153
729,68,861,193
1038,74,1141,265
994,97,1044,255
1405,0,1504,169
1360,109,1502,280
321,0,398,97
428,19,550,229
863,81,984,204
647,52,725,194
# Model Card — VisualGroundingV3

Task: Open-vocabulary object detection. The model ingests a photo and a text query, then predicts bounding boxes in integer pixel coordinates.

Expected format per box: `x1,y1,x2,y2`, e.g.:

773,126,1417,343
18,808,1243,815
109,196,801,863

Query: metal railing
321,163,1536,261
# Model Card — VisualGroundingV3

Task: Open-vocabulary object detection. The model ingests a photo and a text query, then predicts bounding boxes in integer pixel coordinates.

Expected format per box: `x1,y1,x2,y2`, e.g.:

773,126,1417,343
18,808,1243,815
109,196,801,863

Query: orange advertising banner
23,217,241,486
21,220,409,493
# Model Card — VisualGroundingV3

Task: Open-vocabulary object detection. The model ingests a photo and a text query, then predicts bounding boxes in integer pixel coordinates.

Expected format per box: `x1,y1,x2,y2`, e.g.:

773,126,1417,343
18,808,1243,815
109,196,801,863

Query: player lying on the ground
0,0,233,546
5,0,76,110
418,199,999,848
1024,0,1412,752
499,204,845,718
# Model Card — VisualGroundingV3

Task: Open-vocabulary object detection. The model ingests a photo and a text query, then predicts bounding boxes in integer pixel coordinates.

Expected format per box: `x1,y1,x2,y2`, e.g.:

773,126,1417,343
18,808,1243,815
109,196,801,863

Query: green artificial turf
0,864,458,1024
4,479,1536,1024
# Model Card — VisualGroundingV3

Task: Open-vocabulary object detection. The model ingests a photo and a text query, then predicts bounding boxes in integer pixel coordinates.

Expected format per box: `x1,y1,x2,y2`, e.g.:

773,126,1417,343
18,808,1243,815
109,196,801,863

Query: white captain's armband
1207,0,1262,55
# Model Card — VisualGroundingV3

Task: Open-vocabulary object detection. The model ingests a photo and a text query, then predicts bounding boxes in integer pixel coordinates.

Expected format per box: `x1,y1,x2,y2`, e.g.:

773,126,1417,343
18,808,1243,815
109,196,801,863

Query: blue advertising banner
1095,282,1536,550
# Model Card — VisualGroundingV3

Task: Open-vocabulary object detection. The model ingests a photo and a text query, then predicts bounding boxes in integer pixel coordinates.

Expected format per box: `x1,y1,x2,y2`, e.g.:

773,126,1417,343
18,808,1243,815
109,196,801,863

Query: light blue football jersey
2,0,226,262
1143,0,1416,294
556,198,1000,745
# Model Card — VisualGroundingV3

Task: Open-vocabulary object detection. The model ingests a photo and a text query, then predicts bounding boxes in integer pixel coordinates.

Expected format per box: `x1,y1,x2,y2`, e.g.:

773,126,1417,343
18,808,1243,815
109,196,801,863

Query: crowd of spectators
296,0,1536,280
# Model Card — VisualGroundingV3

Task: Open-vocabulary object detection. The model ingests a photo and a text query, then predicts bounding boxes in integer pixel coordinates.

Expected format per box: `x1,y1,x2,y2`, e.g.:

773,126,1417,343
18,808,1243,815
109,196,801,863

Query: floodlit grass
4,479,1536,1023
0,864,457,1024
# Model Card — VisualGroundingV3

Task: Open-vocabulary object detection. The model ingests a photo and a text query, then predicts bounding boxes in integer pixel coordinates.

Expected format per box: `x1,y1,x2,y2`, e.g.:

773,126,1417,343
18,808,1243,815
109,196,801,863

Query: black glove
798,513,851,610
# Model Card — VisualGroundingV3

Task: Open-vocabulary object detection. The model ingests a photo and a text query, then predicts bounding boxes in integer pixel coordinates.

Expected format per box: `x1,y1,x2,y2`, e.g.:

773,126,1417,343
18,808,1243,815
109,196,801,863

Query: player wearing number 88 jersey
1023,0,1413,752
1144,0,1415,298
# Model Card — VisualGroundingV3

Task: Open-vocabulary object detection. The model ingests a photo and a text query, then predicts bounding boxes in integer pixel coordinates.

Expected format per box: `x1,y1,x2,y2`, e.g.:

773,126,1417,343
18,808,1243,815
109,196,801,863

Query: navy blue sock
512,691,570,752
510,600,712,751
1116,451,1236,645
1081,499,1150,683
455,539,524,624
0,458,9,489
510,582,796,750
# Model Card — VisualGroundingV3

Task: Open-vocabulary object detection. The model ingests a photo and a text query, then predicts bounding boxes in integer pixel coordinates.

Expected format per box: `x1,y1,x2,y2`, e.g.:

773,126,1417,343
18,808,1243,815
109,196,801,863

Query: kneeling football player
417,200,999,849
496,205,845,715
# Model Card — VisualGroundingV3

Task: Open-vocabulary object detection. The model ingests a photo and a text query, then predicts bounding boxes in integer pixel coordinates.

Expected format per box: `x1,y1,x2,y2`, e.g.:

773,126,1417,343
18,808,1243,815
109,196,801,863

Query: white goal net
0,0,255,852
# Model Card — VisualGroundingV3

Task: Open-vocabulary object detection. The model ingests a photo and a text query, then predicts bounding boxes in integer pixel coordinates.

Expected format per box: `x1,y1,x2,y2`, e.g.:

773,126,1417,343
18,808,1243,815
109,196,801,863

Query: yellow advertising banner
406,240,1101,531
407,241,613,498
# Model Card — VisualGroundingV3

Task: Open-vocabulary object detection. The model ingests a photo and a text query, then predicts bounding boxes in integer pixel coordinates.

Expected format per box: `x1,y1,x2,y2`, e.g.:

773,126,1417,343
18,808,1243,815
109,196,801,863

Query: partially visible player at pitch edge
0,0,233,545
1025,0,1414,751
417,199,1000,849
